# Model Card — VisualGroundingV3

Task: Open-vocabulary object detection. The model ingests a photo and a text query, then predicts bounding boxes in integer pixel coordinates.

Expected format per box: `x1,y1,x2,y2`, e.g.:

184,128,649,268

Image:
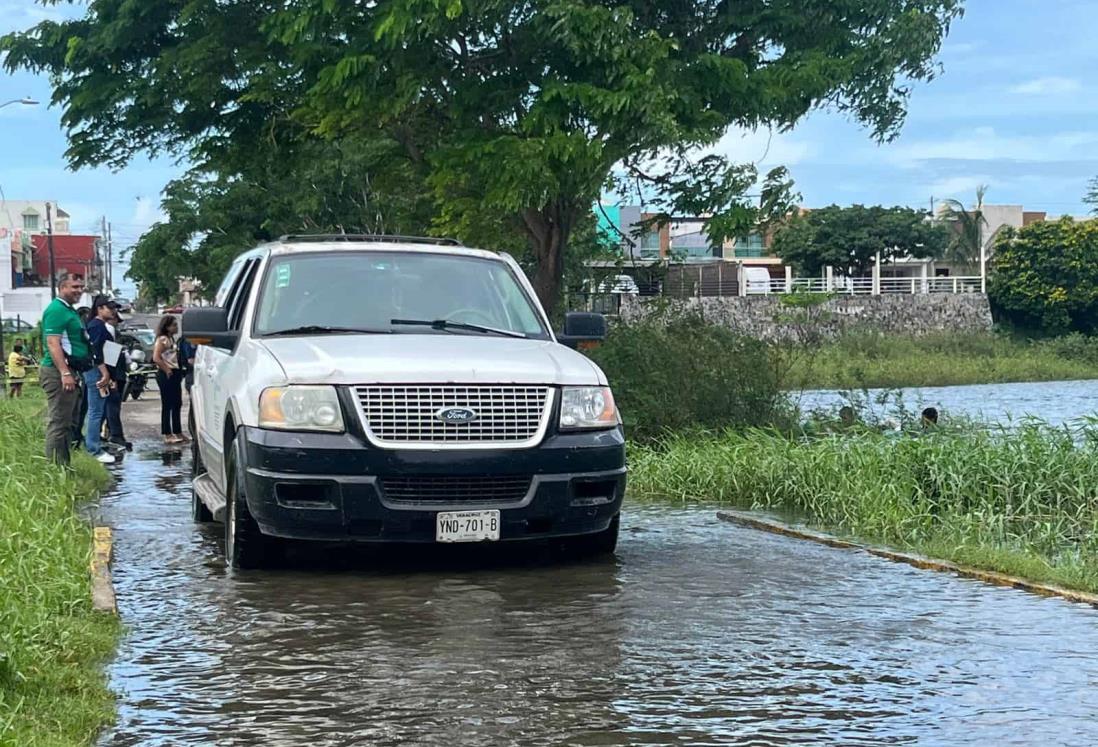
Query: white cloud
888,127,1098,164
130,196,166,228
712,127,813,168
1008,76,1082,95
927,176,996,199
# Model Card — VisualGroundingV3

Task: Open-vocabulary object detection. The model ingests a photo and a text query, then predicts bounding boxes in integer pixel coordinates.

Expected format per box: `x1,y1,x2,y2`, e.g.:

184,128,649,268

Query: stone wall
619,293,993,341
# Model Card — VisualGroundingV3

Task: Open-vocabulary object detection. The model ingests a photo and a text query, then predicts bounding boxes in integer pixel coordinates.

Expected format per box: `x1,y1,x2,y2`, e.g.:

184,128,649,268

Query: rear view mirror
183,307,237,349
558,312,607,350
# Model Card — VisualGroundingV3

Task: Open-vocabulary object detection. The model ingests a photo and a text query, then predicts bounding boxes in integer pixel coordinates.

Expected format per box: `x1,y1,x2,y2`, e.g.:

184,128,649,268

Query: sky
2,0,1097,295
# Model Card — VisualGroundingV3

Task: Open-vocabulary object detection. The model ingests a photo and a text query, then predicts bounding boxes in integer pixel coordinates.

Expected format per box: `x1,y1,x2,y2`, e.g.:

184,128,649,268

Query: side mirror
558,312,607,350
183,307,237,350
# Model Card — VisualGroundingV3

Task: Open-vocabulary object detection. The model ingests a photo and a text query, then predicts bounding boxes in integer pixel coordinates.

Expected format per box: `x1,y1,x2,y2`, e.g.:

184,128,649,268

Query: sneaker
95,452,116,464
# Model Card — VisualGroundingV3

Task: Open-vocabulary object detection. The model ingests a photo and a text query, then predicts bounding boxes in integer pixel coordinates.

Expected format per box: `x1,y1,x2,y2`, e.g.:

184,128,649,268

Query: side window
215,257,247,307
227,259,261,332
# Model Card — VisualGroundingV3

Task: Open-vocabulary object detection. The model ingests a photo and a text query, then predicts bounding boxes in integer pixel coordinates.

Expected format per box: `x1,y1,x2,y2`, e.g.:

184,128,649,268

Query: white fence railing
746,275,983,296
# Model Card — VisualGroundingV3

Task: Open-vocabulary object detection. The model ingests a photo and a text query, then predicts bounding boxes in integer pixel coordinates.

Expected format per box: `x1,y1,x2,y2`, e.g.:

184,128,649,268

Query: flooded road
96,403,1098,746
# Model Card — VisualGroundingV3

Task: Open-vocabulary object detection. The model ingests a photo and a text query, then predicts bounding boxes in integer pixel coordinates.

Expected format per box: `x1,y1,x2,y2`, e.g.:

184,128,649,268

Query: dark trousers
157,369,184,435
73,380,89,446
105,387,125,440
40,366,83,465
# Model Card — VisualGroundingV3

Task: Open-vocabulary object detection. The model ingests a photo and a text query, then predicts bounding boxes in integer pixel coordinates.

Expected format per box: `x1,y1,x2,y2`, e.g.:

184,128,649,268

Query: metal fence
568,270,985,314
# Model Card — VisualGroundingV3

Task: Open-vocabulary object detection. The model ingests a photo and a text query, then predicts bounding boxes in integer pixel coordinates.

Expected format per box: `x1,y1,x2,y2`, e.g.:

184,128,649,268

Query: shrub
588,316,787,441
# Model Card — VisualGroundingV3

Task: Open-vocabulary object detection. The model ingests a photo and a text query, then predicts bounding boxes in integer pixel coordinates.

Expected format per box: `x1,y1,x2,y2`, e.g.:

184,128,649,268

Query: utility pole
100,216,108,293
46,202,56,299
107,222,113,294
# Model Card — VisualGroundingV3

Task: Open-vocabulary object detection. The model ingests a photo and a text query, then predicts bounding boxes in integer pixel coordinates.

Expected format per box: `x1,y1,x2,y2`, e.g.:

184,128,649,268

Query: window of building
735,233,766,258
639,229,661,259
22,213,39,232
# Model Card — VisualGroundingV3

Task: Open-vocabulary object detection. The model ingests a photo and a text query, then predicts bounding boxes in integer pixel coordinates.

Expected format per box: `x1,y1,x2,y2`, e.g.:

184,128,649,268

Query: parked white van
184,235,625,568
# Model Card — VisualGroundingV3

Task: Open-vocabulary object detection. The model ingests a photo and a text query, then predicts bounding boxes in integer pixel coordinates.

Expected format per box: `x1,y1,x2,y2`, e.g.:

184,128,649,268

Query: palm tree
939,185,989,267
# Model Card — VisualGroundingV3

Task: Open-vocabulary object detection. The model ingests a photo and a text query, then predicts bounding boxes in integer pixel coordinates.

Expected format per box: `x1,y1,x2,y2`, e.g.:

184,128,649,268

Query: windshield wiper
264,325,391,337
391,318,527,339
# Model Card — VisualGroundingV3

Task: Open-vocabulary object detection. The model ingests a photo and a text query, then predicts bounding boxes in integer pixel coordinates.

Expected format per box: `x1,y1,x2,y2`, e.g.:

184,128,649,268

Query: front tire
224,435,276,569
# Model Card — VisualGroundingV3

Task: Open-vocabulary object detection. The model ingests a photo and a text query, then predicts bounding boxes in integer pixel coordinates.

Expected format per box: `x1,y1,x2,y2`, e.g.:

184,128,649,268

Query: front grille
380,475,533,504
355,385,552,446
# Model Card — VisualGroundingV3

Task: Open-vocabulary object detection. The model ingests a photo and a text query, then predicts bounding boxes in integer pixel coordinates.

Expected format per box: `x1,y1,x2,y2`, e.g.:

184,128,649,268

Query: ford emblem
436,406,478,423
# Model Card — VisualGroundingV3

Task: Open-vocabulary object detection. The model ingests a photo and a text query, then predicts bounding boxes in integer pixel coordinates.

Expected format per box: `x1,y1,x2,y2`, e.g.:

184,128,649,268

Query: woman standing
153,315,186,445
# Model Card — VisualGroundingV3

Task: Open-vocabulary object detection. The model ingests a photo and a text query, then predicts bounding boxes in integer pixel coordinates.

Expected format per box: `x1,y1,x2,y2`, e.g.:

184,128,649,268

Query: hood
258,334,606,386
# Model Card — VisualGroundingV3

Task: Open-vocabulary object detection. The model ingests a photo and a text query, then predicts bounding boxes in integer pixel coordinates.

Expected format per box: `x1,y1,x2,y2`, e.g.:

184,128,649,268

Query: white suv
184,235,625,568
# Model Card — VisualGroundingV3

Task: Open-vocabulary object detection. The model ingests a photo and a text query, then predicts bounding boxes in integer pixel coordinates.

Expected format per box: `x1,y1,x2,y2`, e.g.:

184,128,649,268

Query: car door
196,256,255,490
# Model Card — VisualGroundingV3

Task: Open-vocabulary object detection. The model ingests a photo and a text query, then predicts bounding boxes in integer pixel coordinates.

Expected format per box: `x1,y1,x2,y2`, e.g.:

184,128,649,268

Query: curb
717,510,1098,609
90,526,117,614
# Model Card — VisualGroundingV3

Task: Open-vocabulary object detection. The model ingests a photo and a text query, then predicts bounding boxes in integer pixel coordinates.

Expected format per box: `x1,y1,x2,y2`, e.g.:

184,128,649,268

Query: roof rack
278,234,462,247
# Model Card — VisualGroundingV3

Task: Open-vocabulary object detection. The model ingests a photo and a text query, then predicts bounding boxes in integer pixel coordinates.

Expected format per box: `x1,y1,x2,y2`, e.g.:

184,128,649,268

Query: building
591,201,1054,299
29,234,101,285
0,201,101,326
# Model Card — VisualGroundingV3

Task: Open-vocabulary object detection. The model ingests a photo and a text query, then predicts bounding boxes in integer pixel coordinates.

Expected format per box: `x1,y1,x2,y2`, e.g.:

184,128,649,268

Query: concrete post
980,240,987,293
872,252,881,295
825,266,833,292
920,262,928,294
737,263,746,297
784,265,792,294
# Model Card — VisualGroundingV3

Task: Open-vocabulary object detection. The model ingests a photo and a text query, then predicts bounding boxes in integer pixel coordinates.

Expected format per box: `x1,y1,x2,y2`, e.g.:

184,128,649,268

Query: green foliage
630,422,1098,593
0,394,118,746
772,204,950,276
989,218,1098,335
587,317,788,442
126,138,434,301
3,0,963,310
938,185,988,265
788,331,1098,390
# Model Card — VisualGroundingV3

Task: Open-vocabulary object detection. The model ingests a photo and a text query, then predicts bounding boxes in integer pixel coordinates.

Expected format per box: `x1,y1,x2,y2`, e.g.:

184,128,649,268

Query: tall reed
631,423,1098,591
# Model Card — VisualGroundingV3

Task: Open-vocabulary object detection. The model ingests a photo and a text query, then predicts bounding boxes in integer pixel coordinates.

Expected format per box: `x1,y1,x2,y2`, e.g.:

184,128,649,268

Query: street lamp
0,97,40,109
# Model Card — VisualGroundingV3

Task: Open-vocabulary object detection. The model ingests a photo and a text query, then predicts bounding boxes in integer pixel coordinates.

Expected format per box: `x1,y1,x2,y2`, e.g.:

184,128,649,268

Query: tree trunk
522,201,575,316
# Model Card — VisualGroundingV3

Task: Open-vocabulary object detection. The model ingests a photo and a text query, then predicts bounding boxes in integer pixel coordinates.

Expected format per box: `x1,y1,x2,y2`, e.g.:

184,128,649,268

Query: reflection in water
98,442,1098,746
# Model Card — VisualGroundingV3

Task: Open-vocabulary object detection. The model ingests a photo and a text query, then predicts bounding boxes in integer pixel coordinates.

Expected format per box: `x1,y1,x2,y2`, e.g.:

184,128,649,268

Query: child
7,345,29,397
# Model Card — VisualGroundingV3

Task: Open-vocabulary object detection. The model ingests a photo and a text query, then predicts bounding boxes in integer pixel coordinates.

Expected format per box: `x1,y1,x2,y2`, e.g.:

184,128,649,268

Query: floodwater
96,405,1098,745
799,378,1098,427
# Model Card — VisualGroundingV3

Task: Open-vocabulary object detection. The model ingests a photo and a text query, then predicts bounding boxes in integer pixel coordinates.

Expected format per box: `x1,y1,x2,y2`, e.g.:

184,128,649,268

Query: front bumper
240,426,626,542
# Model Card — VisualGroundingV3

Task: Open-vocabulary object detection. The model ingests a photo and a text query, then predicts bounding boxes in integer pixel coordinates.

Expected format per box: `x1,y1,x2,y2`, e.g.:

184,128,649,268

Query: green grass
0,392,118,747
786,331,1098,389
630,423,1098,593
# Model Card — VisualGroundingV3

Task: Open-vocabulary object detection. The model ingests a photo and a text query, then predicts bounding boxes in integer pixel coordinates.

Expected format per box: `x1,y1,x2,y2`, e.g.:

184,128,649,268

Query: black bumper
240,426,626,542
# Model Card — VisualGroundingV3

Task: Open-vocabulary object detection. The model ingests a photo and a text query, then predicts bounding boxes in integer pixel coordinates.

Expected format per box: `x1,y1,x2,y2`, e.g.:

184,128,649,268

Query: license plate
436,510,501,543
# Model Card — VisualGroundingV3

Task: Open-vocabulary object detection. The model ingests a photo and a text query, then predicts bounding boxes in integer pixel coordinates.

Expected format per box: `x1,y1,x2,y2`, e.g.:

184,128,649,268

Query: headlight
559,386,619,430
259,386,345,432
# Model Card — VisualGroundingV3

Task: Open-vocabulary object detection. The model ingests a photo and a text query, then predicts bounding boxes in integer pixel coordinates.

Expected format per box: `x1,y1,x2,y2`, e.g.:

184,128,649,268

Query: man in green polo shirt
40,273,92,465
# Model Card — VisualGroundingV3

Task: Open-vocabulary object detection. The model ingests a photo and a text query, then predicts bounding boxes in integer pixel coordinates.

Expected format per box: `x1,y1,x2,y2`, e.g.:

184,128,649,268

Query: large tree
4,0,963,311
1085,177,1098,216
989,218,1098,335
772,204,950,276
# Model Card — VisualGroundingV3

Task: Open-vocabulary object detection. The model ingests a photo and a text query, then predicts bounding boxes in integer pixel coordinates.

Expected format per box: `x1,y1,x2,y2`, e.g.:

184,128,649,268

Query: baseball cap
92,294,120,311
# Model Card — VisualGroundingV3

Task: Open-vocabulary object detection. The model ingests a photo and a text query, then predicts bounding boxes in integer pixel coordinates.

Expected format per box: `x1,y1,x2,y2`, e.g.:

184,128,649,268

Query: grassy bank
631,424,1098,593
0,393,117,746
786,332,1098,389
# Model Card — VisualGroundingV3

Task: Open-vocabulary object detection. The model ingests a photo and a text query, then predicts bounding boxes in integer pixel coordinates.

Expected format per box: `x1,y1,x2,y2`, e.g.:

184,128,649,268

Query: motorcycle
122,349,156,401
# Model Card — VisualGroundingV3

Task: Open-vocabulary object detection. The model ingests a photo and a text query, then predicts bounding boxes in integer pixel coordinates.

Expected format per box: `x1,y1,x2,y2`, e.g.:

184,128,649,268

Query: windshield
253,251,549,339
